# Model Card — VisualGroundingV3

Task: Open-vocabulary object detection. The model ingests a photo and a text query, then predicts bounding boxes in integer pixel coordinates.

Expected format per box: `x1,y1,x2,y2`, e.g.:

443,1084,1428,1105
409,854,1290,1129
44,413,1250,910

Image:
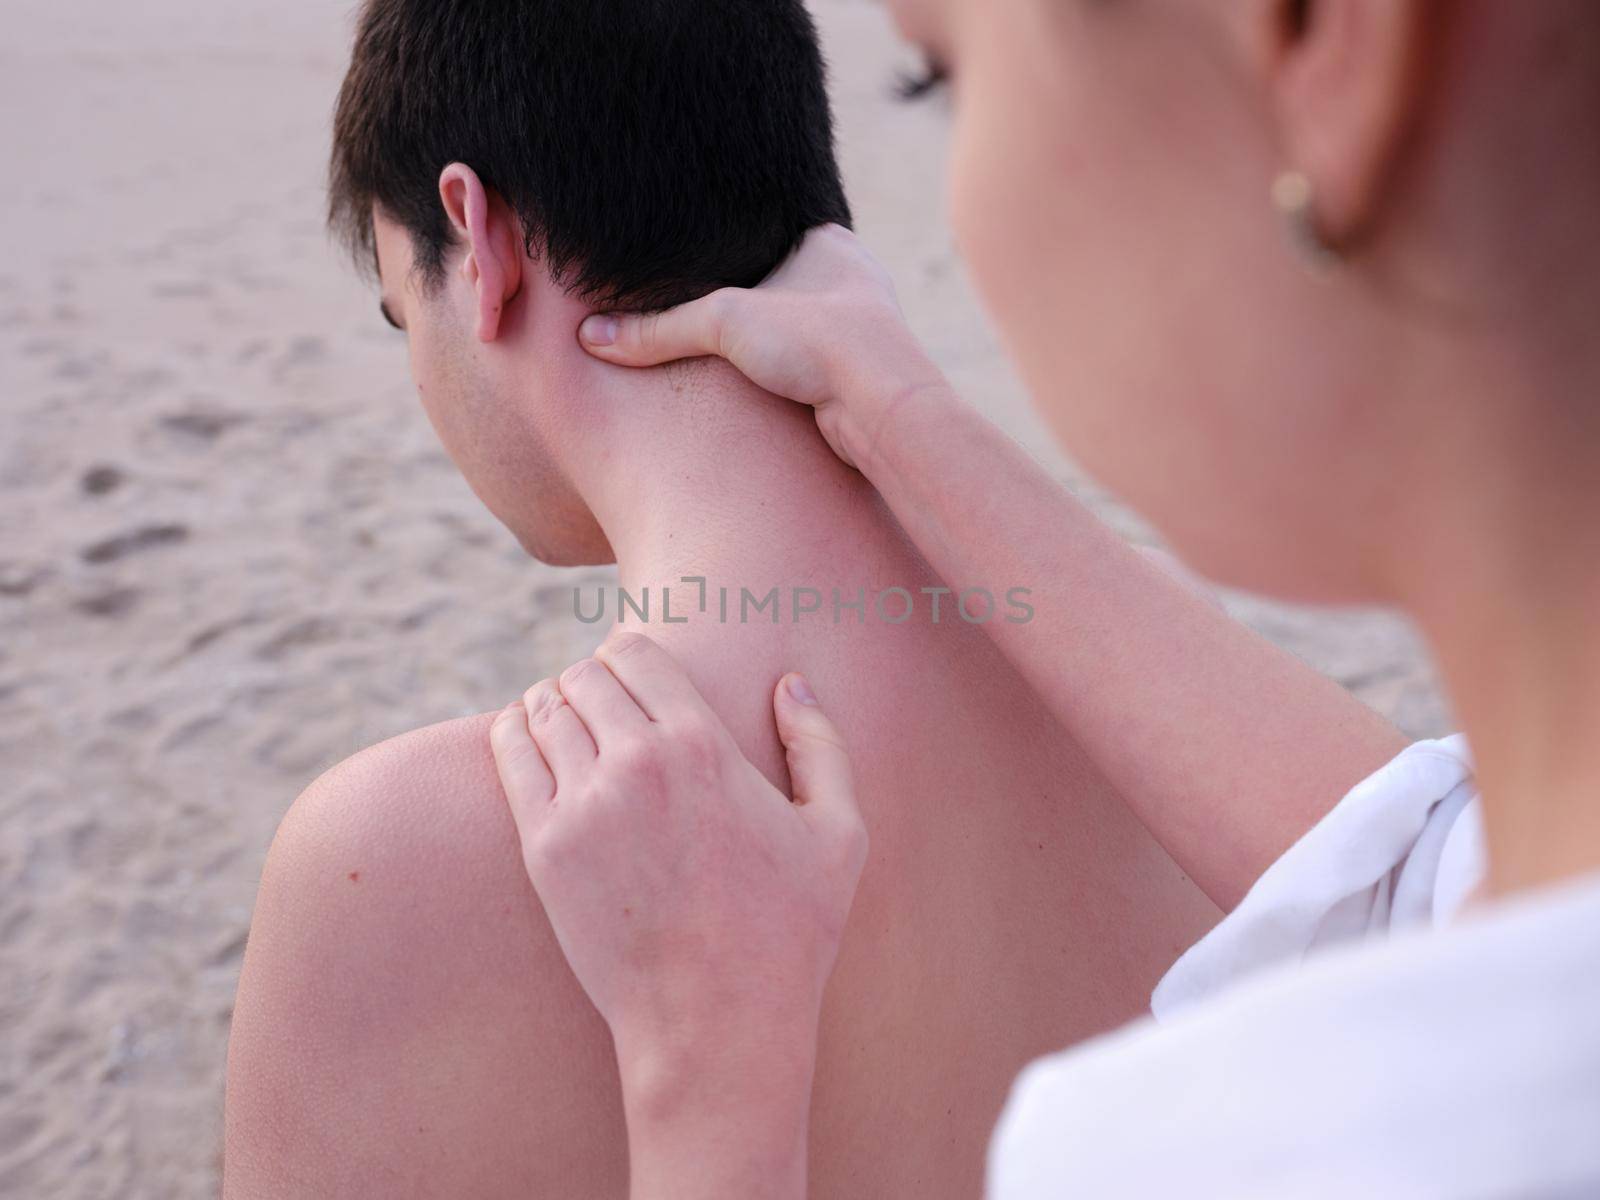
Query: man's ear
438,162,524,343
1260,0,1434,247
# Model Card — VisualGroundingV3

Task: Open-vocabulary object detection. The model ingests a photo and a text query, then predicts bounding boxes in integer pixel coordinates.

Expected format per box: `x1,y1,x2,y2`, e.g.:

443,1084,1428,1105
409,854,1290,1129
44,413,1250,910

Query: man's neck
555,358,937,786
568,359,918,607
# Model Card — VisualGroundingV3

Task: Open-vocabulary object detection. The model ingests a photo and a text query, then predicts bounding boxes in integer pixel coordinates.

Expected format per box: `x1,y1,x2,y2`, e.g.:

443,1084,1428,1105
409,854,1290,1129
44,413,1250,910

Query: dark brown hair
329,0,852,311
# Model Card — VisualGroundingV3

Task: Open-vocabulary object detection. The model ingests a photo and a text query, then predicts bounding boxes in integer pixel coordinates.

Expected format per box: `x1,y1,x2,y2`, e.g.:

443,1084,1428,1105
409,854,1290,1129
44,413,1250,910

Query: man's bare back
225,388,1218,1197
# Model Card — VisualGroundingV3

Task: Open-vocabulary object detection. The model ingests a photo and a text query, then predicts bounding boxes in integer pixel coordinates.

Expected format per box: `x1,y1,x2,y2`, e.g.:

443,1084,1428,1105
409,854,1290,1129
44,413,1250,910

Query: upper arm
222,714,626,1198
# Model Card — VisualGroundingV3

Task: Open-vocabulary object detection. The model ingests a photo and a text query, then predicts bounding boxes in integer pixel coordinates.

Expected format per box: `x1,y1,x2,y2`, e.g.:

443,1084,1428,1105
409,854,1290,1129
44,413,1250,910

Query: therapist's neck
1399,323,1600,899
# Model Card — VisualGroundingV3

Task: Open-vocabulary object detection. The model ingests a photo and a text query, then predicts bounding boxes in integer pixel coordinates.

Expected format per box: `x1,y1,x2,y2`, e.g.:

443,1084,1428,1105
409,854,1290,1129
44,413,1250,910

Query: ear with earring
1272,169,1340,276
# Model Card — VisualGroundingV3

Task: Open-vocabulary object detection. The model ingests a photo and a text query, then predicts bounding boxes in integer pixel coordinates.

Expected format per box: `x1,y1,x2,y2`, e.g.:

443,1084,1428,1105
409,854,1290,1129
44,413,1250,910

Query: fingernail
581,314,618,346
786,673,818,706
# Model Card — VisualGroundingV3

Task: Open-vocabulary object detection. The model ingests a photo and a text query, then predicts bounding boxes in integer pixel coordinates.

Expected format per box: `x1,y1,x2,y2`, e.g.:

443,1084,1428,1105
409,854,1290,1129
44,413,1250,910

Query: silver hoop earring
1271,170,1339,275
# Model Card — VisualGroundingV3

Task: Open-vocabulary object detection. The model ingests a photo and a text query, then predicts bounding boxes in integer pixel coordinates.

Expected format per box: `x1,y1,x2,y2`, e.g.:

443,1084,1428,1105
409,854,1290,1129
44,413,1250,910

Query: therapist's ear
438,162,524,343
1257,0,1435,248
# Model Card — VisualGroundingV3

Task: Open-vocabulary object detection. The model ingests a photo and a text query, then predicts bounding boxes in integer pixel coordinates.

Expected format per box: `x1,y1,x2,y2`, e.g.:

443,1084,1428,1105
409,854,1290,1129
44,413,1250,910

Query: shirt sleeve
1150,734,1482,1021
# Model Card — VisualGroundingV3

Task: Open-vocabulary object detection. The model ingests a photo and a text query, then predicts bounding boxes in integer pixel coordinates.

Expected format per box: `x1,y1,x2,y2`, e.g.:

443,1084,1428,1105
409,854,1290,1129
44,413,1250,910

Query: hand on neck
528,340,944,790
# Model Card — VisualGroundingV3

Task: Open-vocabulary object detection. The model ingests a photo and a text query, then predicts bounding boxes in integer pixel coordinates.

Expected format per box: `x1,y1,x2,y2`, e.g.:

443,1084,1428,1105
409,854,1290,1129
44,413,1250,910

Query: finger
489,700,556,830
557,657,649,749
577,290,732,367
523,678,597,787
773,673,858,826
594,632,719,725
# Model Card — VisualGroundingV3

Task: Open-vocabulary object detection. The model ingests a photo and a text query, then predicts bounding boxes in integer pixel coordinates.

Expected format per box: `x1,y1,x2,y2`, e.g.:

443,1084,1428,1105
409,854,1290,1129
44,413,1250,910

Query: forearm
618,1029,815,1200
855,380,1407,910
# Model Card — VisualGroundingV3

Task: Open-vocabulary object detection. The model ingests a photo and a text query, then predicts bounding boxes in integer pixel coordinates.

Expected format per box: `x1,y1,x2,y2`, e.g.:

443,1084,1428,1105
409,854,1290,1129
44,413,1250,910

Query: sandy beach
0,2,1448,1196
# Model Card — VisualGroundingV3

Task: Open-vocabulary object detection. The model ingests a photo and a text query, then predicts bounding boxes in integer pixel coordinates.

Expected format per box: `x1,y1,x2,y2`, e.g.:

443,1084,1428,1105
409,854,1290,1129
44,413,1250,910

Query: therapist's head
329,0,850,565
889,0,1600,603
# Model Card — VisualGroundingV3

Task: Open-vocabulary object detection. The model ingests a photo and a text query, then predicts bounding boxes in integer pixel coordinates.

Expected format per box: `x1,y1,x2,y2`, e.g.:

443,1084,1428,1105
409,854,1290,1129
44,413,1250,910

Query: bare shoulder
276,710,508,874
225,713,626,1199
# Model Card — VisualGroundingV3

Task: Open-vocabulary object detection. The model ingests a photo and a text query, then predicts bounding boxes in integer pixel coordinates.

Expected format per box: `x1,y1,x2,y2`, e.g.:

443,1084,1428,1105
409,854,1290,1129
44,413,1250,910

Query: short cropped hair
329,0,852,312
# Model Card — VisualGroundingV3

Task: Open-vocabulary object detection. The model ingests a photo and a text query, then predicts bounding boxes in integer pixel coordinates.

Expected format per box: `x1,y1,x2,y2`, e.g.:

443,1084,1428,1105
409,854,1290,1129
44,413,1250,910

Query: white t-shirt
988,736,1600,1198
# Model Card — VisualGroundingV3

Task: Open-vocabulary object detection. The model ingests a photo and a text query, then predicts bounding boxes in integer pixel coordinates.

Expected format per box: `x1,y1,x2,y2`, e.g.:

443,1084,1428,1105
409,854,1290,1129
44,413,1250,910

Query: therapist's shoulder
989,979,1373,1198
987,887,1600,1200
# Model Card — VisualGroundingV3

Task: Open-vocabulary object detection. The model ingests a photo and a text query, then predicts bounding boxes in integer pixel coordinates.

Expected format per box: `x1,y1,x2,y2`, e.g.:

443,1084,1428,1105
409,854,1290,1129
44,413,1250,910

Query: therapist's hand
576,223,945,471
489,632,867,1199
